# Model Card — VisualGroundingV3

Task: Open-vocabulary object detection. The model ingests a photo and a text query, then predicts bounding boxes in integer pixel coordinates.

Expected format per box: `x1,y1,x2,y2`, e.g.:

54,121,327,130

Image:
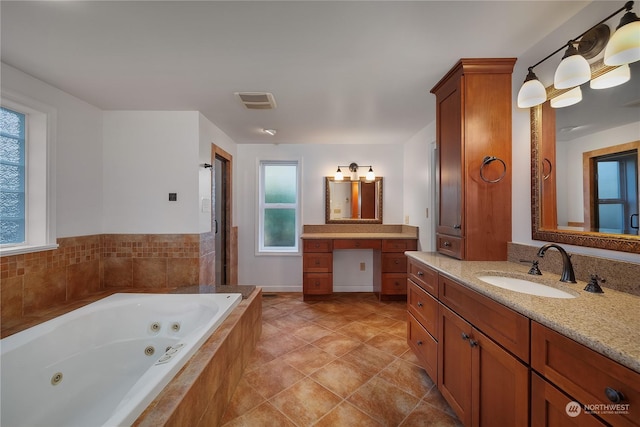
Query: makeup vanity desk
301,224,418,301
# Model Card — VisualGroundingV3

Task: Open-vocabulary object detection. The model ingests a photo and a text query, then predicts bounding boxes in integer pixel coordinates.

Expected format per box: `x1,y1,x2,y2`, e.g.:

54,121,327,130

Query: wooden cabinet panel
381,273,406,295
407,280,438,337
333,239,381,250
303,273,332,295
408,312,438,383
531,322,640,427
439,275,529,363
382,253,407,273
531,373,607,427
303,239,332,253
382,239,418,252
408,258,438,297
302,253,332,273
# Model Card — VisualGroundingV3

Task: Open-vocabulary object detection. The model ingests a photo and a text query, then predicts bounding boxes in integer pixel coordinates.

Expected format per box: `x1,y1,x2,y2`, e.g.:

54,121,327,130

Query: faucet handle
520,259,542,275
584,274,605,294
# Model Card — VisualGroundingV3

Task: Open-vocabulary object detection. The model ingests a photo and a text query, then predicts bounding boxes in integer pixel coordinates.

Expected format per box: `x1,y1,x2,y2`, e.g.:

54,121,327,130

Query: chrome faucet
536,243,577,283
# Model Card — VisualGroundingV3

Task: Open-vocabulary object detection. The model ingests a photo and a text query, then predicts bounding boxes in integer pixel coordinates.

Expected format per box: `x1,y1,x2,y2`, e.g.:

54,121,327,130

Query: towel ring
542,158,553,180
480,156,507,184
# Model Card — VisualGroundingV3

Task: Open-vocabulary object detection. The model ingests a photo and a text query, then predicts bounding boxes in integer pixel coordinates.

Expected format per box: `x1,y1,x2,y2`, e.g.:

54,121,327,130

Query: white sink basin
477,275,576,299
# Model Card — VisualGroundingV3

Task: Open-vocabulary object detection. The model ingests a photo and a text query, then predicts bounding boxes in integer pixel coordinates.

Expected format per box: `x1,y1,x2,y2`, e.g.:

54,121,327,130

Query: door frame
212,144,233,285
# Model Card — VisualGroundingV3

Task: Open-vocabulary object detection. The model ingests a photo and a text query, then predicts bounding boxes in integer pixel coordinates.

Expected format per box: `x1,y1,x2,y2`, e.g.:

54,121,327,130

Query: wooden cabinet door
436,76,463,239
438,305,472,426
531,373,607,427
473,327,529,427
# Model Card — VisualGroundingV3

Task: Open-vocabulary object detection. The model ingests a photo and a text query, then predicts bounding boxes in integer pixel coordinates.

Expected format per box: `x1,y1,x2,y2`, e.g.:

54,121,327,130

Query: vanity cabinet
302,239,333,296
531,321,640,427
430,58,516,260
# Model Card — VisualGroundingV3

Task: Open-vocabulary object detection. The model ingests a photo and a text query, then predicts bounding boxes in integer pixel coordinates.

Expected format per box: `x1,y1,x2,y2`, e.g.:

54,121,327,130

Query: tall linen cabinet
431,58,516,260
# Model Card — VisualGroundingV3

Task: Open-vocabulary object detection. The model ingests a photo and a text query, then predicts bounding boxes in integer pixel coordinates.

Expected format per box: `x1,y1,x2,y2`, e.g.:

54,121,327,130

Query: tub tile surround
220,293,462,427
508,242,640,296
1,232,226,334
406,251,640,373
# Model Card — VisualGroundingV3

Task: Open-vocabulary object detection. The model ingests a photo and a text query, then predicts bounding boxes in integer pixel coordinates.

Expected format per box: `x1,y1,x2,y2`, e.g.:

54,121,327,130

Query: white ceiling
1,1,589,145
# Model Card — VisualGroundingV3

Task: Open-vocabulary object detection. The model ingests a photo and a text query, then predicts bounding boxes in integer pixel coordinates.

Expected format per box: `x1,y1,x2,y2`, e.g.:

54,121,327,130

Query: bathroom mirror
531,60,640,253
325,177,383,223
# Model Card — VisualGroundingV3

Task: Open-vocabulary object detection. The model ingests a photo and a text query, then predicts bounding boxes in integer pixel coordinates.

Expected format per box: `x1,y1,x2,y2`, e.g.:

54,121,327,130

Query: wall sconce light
517,0,640,108
334,162,376,181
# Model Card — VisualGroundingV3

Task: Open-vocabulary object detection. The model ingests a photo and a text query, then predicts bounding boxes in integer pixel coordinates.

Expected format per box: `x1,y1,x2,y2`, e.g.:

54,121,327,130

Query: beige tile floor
221,292,462,427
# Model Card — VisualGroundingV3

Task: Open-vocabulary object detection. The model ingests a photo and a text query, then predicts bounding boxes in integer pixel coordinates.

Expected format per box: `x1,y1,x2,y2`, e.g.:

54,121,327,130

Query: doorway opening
213,145,233,285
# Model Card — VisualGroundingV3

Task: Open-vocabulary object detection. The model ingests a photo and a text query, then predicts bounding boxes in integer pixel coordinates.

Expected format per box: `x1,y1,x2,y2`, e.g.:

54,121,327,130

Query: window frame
257,159,301,255
0,91,57,256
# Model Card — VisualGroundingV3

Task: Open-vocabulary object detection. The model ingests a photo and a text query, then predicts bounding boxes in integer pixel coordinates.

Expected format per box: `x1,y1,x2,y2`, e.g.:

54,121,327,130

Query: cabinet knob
469,339,478,348
355,242,360,247
417,340,423,346
417,271,424,277
394,259,400,264
315,260,320,265
461,333,470,341
417,302,423,307
605,387,625,403
443,241,452,248
453,224,461,229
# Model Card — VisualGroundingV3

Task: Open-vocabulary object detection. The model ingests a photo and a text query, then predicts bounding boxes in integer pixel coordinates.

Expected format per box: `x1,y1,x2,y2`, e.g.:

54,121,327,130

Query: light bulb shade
335,167,343,181
554,49,591,89
517,78,547,108
365,167,375,181
590,64,631,89
550,86,582,108
604,17,640,66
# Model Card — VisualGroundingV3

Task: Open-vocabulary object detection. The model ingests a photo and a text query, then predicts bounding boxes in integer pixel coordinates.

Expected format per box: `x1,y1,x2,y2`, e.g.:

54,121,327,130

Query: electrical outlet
404,215,409,224
360,262,365,271
169,193,177,201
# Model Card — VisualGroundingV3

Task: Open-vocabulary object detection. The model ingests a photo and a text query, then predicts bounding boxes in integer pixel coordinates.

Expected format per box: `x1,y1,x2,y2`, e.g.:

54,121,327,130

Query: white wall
403,122,436,252
236,143,404,291
102,111,201,234
512,2,640,263
1,63,103,238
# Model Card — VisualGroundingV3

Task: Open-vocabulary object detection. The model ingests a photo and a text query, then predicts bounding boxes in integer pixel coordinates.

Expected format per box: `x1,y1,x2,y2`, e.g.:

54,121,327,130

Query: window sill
0,243,59,257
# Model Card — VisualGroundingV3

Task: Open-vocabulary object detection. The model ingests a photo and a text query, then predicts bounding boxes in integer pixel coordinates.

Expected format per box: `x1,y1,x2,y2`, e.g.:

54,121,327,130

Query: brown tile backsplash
1,233,216,333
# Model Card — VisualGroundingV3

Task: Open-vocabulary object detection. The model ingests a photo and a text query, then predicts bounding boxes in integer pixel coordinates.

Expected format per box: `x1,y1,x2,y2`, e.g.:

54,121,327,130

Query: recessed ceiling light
263,129,277,136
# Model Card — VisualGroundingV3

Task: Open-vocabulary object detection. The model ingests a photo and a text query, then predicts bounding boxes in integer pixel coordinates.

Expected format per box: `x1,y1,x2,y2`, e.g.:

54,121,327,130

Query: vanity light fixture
590,63,631,88
550,86,583,108
334,162,376,181
517,1,640,108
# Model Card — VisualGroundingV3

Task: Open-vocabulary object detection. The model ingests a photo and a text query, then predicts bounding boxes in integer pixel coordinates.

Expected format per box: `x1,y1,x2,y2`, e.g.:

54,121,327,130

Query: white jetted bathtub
0,292,242,427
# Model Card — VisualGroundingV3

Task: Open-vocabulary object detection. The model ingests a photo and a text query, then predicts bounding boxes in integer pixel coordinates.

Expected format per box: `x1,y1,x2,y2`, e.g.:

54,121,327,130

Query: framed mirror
325,177,383,224
531,60,640,253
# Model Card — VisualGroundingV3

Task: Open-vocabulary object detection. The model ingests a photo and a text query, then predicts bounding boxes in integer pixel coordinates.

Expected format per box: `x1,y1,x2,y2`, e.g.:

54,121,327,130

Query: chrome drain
144,346,155,356
51,372,63,386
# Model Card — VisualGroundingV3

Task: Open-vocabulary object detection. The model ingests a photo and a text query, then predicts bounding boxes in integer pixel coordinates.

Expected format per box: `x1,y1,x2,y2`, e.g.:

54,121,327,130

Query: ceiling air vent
235,92,277,110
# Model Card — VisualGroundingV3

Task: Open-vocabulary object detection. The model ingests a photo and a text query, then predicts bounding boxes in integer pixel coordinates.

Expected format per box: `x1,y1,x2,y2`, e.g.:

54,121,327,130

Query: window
258,161,300,253
0,93,56,255
0,107,26,244
594,150,638,235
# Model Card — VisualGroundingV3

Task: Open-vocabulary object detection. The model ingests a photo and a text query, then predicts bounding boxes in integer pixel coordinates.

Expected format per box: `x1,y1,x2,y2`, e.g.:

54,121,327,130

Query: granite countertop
406,251,640,373
301,224,418,240
301,232,417,239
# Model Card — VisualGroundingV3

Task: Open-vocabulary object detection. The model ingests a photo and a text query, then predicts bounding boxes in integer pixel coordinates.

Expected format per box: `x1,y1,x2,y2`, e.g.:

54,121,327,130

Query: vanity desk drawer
303,239,332,252
531,322,640,427
408,258,438,297
382,253,408,273
303,273,332,295
382,239,418,252
303,253,333,272
333,239,381,250
381,273,407,295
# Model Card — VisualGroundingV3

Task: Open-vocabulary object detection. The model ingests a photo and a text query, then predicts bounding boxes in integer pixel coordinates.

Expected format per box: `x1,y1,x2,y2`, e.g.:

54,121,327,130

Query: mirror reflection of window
594,150,639,235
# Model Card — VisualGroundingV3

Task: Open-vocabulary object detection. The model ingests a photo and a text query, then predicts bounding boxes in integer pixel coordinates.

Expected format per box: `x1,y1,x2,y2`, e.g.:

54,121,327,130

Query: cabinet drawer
531,373,607,427
438,275,529,363
408,312,437,383
408,258,438,297
381,273,407,295
436,234,463,259
333,239,381,250
303,239,332,252
382,253,407,272
382,239,417,252
407,280,438,338
303,273,332,294
303,253,333,272
531,322,640,427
